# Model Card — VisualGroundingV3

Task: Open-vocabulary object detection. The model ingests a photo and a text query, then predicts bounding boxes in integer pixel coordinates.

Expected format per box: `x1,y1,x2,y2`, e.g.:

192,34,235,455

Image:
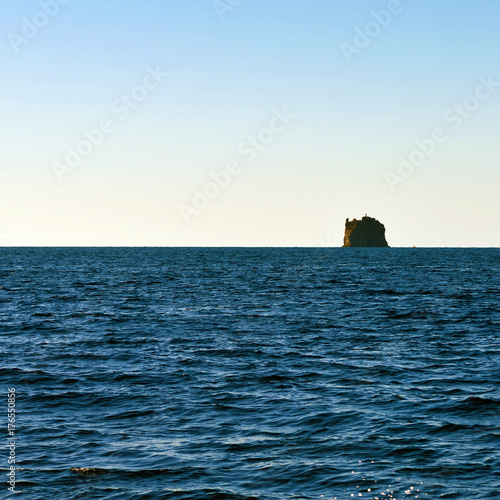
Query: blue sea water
0,247,499,500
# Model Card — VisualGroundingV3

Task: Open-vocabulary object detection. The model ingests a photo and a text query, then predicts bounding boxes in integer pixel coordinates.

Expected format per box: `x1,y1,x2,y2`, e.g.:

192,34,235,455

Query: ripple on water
1,248,499,499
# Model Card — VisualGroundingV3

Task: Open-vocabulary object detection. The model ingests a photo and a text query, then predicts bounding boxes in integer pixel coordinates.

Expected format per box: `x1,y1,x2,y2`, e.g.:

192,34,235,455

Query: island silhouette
343,215,389,247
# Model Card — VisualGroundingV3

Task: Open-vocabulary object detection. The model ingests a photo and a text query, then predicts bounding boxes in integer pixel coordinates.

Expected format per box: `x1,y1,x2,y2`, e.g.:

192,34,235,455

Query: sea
0,247,499,500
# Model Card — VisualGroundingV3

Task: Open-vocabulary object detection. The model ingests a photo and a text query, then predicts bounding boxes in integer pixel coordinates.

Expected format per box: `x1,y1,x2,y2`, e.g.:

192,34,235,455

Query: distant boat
412,245,416,248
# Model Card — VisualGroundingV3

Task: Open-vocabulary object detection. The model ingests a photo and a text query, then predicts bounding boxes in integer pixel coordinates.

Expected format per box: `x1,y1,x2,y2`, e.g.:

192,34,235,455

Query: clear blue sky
1,0,499,246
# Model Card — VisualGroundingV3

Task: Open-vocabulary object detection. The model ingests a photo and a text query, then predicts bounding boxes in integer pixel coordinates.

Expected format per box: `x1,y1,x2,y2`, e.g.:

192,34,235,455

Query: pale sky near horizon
1,0,499,247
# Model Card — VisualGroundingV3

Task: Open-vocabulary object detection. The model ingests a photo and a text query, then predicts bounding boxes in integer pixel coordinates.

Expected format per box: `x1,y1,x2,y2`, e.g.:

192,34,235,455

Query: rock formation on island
343,215,389,247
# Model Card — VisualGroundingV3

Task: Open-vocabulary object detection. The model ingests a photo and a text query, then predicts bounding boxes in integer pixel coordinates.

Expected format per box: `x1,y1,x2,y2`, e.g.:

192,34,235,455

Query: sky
0,0,499,247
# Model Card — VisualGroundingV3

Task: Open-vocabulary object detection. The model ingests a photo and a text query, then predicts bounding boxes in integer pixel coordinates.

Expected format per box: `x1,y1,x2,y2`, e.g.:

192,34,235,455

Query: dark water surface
0,248,499,499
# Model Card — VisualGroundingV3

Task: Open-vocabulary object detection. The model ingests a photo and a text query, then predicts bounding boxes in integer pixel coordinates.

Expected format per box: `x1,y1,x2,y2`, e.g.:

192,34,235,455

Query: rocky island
343,215,389,247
